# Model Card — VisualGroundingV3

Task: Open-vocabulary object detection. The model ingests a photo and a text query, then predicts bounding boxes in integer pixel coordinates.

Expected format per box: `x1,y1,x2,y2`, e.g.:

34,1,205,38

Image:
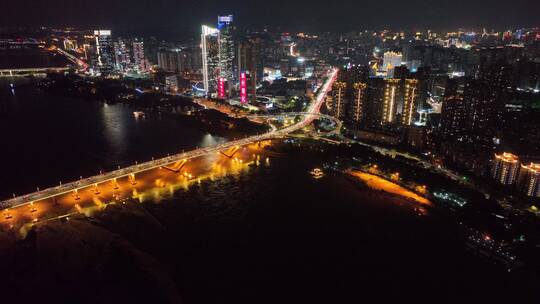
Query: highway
0,68,339,212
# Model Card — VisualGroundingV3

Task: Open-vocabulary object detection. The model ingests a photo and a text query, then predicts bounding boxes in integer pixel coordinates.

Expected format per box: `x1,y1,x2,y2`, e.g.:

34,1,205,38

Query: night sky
2,0,539,32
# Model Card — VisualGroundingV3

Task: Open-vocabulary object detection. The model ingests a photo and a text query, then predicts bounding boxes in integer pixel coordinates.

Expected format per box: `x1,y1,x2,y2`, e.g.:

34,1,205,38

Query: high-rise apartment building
402,79,419,126
382,79,401,124
238,38,262,100
440,78,467,139
114,38,131,73
94,30,116,76
519,163,540,197
328,81,347,121
132,39,146,73
491,152,520,185
349,82,368,126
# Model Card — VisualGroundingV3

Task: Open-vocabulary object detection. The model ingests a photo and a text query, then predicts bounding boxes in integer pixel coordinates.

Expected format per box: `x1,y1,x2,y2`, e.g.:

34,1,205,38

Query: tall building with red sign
240,72,247,103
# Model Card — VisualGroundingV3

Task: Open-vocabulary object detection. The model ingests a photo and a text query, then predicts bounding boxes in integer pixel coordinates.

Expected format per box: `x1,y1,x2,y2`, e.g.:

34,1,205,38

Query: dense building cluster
320,28,540,198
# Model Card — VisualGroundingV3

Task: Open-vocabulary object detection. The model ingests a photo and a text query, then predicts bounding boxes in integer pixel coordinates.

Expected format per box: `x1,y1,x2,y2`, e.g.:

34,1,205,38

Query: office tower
382,79,401,124
383,51,403,78
328,81,347,121
238,38,262,100
491,152,520,185
201,25,220,94
114,38,131,73
217,15,235,83
519,163,540,197
132,39,146,73
440,78,467,139
402,79,419,126
94,30,116,76
349,82,368,126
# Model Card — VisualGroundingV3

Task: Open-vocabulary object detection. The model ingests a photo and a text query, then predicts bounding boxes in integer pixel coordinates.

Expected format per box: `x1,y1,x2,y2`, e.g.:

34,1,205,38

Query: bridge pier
29,202,37,213
129,173,137,185
72,189,80,200
112,178,119,190
92,183,100,195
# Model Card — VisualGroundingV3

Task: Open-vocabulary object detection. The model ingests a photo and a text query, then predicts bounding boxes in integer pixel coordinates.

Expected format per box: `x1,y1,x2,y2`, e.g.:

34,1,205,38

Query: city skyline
1,6,540,303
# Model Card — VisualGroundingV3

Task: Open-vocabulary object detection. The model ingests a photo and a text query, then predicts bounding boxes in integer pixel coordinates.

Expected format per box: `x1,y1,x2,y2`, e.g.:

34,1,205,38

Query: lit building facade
114,38,131,73
402,79,419,126
217,15,235,84
519,163,540,197
238,38,262,101
201,25,220,94
382,51,403,78
382,79,401,124
350,82,368,125
491,153,520,185
328,81,347,121
132,39,146,73
94,30,116,76
440,78,467,139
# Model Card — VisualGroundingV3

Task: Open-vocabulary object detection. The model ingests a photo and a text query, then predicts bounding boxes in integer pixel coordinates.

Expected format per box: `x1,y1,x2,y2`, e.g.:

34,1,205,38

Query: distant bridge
0,67,70,77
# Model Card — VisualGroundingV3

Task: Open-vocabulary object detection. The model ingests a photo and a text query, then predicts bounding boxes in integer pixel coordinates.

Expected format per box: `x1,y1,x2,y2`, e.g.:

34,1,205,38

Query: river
0,79,225,199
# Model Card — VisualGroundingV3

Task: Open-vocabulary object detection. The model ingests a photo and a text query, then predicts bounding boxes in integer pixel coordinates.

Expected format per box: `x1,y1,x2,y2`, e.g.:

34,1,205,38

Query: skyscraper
491,152,520,185
440,78,467,139
238,38,262,101
132,39,146,73
217,15,235,84
402,79,419,126
114,38,131,73
463,80,497,141
382,79,401,124
94,30,116,76
201,25,220,94
349,82,368,126
328,81,347,121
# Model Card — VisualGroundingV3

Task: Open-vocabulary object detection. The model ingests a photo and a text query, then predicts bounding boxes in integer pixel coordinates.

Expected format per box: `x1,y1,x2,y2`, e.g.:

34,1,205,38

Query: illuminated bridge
0,68,338,211
0,67,71,77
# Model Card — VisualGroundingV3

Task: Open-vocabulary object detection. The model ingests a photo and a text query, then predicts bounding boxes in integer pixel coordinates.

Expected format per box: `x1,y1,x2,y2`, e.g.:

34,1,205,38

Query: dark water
0,49,70,69
0,80,225,199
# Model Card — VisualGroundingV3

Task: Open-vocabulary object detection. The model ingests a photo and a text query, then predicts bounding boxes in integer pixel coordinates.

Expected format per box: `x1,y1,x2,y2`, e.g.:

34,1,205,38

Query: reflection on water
200,133,225,147
101,103,128,157
0,81,226,199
